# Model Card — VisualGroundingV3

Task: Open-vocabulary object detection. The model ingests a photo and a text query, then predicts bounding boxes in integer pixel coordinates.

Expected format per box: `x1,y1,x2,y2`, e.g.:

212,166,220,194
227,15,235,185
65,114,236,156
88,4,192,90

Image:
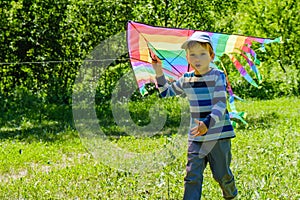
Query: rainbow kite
127,21,281,125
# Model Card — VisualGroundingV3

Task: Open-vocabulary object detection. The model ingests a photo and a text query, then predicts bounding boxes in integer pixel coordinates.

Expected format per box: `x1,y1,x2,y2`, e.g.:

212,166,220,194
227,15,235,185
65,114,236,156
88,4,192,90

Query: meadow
1,0,299,199
0,97,299,199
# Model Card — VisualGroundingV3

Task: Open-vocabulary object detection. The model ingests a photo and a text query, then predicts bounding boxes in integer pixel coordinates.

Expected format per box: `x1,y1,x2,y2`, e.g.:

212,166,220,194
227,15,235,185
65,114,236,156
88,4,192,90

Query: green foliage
132,0,238,32
230,0,300,97
0,0,299,125
235,0,300,70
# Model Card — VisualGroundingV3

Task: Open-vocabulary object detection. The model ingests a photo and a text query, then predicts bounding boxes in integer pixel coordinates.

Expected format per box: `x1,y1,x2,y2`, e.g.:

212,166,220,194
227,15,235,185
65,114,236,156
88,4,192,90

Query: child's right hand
152,55,163,76
190,119,208,137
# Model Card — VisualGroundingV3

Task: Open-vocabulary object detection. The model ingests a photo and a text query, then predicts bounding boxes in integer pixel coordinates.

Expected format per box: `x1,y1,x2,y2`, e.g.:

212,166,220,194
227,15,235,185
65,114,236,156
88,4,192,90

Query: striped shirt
156,68,235,142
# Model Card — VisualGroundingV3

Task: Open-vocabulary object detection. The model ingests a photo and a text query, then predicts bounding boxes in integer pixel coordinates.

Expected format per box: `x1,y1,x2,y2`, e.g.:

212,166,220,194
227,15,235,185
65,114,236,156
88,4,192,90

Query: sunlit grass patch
0,97,299,199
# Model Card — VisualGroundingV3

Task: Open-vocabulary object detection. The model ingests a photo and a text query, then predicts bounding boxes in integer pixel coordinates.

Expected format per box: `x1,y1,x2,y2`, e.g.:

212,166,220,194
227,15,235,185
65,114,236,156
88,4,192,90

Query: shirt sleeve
156,75,184,97
202,72,227,128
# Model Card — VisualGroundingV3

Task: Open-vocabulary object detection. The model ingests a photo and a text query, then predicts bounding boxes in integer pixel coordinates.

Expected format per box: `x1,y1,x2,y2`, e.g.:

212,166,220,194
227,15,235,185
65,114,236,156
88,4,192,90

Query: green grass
0,97,299,199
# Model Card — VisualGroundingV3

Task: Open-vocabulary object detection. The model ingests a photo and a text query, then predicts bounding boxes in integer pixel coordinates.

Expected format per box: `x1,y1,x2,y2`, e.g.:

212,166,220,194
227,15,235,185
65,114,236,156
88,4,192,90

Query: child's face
186,43,213,75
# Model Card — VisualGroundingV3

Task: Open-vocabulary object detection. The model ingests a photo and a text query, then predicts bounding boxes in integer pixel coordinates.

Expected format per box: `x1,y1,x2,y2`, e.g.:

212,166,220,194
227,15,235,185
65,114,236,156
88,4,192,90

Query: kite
127,21,281,125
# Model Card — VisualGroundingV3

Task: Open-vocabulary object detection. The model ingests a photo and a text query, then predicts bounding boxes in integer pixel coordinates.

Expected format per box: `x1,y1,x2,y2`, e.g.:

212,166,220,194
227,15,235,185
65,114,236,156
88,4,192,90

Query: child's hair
186,41,214,58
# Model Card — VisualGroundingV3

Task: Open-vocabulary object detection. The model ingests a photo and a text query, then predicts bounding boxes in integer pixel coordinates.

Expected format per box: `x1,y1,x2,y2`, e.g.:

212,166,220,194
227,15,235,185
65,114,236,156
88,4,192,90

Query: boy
152,32,238,200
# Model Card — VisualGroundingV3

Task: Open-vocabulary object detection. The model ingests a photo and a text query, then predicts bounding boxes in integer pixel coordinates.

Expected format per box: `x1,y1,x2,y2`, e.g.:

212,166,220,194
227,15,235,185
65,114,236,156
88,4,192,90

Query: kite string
0,58,129,65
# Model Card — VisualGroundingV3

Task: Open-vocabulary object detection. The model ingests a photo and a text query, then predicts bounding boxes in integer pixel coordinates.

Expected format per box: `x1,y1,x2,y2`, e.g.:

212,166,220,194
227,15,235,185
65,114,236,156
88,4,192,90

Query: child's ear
211,53,215,61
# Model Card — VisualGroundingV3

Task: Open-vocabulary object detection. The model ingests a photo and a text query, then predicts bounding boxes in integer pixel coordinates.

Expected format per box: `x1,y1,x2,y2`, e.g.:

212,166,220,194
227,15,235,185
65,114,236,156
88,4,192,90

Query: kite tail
217,62,247,126
240,46,262,83
226,82,247,127
229,54,259,87
241,53,262,83
230,111,248,128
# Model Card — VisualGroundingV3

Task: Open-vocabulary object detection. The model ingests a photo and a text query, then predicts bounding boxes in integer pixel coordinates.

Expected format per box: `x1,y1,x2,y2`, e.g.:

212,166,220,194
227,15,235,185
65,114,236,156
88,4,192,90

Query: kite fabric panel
127,21,281,125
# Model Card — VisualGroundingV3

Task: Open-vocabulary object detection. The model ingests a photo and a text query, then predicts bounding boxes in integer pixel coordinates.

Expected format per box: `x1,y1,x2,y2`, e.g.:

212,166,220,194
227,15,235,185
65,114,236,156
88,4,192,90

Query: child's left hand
191,119,208,137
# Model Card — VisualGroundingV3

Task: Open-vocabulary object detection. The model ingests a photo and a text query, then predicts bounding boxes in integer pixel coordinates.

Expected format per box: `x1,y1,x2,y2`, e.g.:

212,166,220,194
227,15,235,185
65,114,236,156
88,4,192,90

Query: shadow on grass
0,102,77,142
0,120,77,142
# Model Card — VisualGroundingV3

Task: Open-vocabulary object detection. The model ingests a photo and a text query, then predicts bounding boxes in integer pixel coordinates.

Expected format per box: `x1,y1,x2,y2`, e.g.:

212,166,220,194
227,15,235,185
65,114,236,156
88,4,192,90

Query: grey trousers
183,139,237,200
